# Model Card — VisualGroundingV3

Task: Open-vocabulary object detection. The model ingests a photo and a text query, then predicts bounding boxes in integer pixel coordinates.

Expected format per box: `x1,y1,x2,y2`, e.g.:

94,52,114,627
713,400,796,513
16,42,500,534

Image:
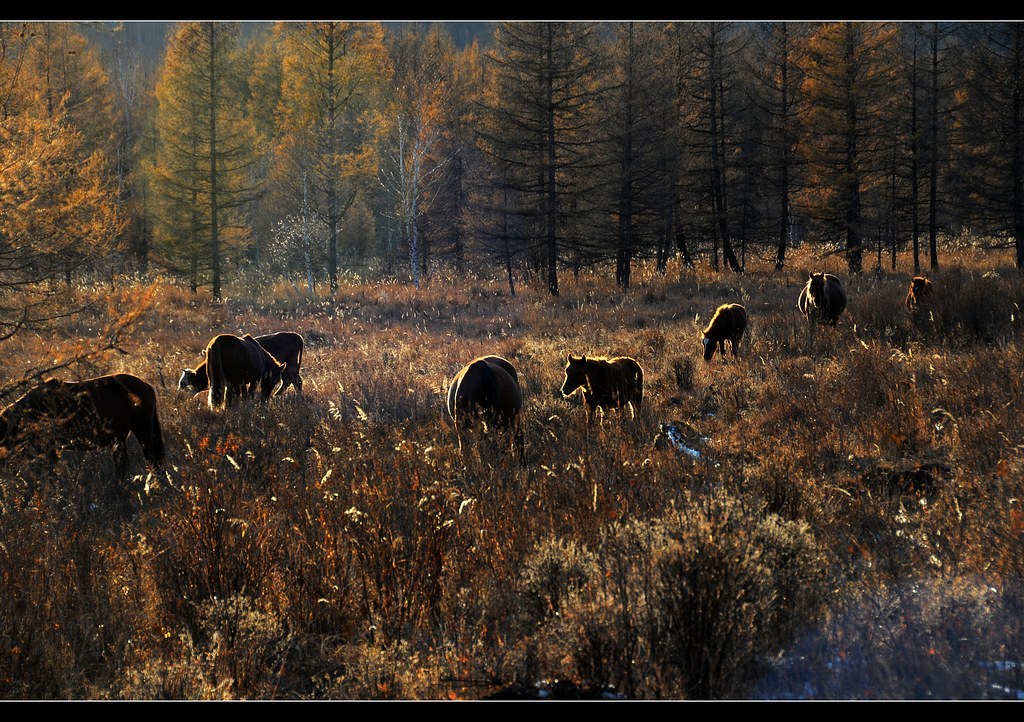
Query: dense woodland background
6,20,1024,309
4,21,1024,701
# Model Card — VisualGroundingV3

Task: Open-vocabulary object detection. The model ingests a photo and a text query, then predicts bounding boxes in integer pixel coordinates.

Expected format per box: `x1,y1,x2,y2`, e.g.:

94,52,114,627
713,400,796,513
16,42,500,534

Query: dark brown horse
446,355,523,448
180,331,304,395
702,303,747,361
560,354,643,414
0,373,165,470
906,276,933,311
205,334,286,409
798,272,847,326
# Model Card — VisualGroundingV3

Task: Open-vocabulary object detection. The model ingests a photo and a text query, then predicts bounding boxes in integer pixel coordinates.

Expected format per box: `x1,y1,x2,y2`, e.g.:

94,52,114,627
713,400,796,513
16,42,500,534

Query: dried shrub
651,490,830,699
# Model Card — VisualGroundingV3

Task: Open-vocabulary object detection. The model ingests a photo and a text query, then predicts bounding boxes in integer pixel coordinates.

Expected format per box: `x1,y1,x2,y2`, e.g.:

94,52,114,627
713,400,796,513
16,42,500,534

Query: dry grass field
1,245,1023,700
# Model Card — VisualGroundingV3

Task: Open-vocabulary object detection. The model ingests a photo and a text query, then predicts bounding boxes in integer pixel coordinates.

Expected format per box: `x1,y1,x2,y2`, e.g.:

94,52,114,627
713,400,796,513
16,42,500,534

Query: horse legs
114,441,130,480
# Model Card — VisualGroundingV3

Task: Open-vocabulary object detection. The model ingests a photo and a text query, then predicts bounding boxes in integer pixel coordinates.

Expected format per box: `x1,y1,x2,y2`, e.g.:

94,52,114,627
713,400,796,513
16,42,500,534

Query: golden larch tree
148,21,260,299
796,22,899,274
269,21,389,292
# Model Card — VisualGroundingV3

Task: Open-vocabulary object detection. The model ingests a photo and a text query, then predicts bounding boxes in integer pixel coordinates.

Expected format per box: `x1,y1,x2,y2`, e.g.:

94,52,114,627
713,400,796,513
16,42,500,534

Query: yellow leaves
0,99,122,284
277,22,390,131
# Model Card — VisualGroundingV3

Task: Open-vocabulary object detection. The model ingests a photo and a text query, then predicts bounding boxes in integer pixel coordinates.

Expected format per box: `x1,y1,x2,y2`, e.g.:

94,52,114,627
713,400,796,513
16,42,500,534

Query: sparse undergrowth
1,248,1023,700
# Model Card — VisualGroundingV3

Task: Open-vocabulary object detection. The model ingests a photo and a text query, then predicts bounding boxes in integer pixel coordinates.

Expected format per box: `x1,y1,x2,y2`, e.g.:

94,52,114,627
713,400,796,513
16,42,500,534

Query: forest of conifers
3,21,1023,305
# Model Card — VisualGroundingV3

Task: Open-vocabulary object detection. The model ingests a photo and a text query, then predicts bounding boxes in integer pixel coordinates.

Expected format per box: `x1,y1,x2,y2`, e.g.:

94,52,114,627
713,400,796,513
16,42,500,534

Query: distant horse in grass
0,373,165,474
702,303,747,361
905,276,933,312
560,354,643,417
446,355,524,450
798,272,847,326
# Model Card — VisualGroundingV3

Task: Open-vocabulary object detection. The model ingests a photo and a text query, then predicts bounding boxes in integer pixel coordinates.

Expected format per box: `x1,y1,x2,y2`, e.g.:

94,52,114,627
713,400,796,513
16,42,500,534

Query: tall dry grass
0,246,1023,699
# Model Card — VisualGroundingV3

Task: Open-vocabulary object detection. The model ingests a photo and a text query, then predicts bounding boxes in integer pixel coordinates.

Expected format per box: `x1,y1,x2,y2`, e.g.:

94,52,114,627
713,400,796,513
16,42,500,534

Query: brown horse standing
446,355,523,449
0,373,165,471
702,303,747,361
798,272,847,326
180,331,305,395
205,334,286,410
906,276,933,311
560,354,643,415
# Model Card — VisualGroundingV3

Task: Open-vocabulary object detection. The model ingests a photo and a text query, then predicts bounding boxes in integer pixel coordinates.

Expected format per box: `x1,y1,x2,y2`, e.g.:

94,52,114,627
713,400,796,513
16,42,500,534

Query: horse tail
208,340,226,410
633,361,644,408
473,359,499,421
295,335,304,393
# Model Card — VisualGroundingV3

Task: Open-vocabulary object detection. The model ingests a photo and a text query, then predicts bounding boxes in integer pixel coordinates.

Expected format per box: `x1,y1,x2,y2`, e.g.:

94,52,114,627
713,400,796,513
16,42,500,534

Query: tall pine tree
148,22,261,299
270,21,388,292
478,22,606,296
797,22,899,274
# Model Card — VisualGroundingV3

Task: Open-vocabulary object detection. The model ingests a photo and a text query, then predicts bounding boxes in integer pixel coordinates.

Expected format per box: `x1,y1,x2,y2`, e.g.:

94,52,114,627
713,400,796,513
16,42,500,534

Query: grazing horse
446,355,523,448
560,354,644,415
205,333,286,410
905,276,933,311
180,331,304,395
0,373,165,470
798,272,847,326
702,303,747,361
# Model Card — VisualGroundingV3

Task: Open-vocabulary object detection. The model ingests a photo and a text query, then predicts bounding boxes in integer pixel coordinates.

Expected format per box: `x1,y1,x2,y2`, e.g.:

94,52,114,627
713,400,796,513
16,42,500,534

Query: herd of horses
0,273,935,473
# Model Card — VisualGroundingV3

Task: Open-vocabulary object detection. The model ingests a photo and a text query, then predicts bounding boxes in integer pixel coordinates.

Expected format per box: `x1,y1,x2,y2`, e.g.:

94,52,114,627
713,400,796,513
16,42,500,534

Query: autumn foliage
2,20,1024,700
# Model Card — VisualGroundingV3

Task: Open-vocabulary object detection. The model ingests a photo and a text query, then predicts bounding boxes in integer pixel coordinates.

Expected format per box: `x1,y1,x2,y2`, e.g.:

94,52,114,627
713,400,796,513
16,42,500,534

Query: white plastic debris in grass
660,422,707,460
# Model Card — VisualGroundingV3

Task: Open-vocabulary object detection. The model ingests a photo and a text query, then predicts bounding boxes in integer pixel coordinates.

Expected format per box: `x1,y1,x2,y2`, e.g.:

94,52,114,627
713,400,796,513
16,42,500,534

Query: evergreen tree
747,22,807,270
418,34,486,277
269,21,388,292
956,23,1024,269
602,22,676,288
148,22,261,299
379,25,462,288
0,23,124,337
797,22,899,274
676,22,746,272
478,22,607,296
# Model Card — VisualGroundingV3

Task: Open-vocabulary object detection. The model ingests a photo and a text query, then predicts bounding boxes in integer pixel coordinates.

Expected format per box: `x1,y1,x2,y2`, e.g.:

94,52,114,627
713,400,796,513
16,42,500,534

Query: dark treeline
4,20,1024,301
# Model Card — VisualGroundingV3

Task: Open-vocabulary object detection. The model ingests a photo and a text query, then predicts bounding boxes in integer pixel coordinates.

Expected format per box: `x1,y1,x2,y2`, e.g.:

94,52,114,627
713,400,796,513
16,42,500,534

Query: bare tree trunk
844,29,863,275
303,173,315,295
208,23,221,300
545,24,559,297
503,184,516,297
911,34,921,273
709,54,741,273
928,23,940,269
776,24,791,271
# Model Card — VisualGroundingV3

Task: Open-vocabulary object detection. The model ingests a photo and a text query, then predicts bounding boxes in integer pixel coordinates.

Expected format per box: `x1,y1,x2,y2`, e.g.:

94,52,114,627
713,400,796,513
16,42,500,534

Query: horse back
449,356,522,427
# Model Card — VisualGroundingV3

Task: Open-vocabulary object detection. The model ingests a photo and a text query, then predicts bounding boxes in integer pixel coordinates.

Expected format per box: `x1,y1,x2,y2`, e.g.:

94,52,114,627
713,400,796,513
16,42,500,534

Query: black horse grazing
180,331,305,395
446,355,523,449
702,303,747,361
560,354,644,415
906,276,933,311
205,333,286,410
0,373,165,471
798,272,847,326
